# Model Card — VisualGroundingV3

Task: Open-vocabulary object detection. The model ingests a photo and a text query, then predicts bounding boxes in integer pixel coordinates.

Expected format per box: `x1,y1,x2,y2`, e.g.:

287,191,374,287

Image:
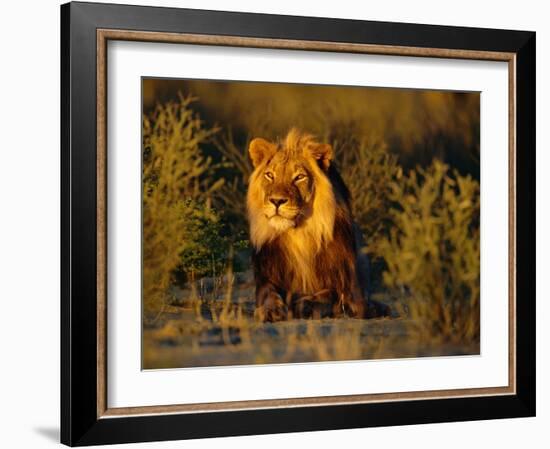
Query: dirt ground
142,271,479,369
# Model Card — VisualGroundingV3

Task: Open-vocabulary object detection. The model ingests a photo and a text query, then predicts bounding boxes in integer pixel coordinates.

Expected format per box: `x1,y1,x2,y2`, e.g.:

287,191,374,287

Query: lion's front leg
255,283,288,323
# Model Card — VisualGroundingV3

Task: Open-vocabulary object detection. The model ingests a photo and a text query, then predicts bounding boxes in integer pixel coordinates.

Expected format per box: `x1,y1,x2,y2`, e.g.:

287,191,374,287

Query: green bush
142,95,221,313
176,200,248,281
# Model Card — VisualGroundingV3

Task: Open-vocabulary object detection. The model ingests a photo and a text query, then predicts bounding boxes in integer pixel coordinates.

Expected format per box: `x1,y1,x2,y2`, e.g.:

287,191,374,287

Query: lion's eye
264,172,274,181
294,174,307,182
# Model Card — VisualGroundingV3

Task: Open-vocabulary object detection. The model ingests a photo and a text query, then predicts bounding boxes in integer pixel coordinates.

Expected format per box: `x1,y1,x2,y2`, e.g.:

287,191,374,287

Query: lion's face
247,129,338,252
259,150,314,231
247,130,333,234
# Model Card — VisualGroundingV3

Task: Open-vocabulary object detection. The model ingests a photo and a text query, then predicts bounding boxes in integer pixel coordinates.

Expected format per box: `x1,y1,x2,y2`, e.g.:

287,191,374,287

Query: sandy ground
143,271,479,369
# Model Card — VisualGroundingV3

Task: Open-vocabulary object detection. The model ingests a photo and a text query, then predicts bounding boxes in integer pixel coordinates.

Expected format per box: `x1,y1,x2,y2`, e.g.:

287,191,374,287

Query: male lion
247,128,387,322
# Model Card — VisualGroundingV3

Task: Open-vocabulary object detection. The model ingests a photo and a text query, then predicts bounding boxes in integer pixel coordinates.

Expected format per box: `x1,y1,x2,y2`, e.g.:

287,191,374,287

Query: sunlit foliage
376,160,480,345
142,96,221,314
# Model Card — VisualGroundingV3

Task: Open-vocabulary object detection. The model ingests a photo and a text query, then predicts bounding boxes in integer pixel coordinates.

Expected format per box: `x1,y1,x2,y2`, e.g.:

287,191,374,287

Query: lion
247,128,388,322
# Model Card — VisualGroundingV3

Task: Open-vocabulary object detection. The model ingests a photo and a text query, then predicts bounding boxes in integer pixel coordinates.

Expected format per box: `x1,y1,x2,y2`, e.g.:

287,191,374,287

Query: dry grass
143,270,477,369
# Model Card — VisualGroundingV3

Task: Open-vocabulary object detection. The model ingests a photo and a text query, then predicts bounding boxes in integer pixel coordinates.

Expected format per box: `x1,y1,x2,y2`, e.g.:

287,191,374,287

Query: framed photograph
61,1,535,446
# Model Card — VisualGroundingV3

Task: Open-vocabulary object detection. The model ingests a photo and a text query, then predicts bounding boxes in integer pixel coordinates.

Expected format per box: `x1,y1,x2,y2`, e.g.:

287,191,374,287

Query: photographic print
142,78,481,369
61,5,535,443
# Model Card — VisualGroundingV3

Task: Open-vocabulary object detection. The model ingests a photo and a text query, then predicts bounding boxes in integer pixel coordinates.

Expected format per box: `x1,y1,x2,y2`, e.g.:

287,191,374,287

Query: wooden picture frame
61,1,535,446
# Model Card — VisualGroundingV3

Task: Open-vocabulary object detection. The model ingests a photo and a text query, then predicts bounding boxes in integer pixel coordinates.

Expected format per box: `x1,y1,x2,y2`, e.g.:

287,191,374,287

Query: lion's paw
259,293,288,323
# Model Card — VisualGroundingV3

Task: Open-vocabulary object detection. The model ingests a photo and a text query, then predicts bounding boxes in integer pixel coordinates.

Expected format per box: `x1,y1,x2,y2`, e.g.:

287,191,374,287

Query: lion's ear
311,143,333,170
249,138,276,168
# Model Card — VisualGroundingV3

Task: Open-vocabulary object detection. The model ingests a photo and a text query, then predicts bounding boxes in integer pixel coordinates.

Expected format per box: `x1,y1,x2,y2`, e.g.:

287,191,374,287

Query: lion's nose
269,197,288,208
